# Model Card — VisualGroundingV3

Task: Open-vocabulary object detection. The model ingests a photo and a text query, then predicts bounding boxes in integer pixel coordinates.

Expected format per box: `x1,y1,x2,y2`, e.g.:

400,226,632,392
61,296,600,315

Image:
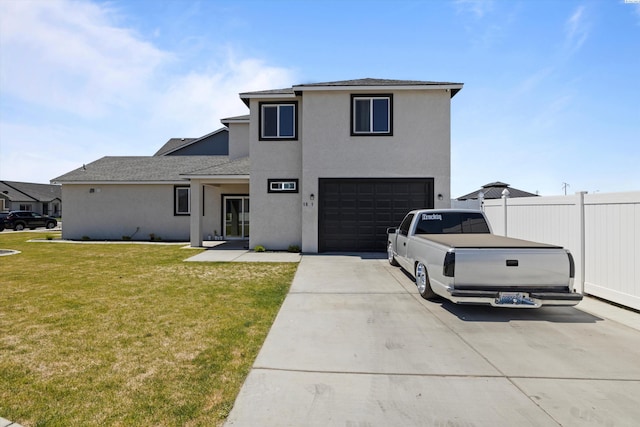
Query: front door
223,196,249,239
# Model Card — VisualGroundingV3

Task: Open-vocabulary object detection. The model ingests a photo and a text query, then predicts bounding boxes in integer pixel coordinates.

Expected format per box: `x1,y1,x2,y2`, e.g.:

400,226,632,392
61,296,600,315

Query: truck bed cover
415,233,563,249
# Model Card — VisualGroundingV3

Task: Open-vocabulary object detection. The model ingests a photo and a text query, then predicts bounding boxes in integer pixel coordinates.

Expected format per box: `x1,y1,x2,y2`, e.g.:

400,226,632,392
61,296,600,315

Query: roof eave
295,83,462,91
178,175,250,182
295,83,464,97
51,180,190,185
220,117,250,125
239,92,297,106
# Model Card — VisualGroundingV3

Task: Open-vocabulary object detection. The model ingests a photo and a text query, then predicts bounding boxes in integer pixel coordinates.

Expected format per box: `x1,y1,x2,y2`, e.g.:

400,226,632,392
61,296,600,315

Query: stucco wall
248,97,303,250
228,122,250,160
245,88,453,252
300,89,452,252
62,183,248,241
62,184,190,241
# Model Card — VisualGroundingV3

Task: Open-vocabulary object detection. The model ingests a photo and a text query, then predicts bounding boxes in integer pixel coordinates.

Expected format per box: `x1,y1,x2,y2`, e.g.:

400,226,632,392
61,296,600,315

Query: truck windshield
415,212,490,234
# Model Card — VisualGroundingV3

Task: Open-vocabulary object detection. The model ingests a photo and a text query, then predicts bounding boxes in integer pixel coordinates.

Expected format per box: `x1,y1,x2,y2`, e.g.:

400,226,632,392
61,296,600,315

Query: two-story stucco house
53,78,462,252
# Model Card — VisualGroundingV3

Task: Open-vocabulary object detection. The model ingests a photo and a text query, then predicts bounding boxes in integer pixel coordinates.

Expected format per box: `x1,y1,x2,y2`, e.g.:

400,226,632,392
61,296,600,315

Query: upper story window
260,102,297,140
351,94,393,136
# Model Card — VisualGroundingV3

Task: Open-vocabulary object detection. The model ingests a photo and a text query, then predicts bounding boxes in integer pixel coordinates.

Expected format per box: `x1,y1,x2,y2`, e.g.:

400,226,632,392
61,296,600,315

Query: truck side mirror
387,227,397,235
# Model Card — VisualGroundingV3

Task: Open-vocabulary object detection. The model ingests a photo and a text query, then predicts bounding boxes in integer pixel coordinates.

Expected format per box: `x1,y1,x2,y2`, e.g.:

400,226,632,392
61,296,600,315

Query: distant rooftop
457,182,539,200
0,180,61,202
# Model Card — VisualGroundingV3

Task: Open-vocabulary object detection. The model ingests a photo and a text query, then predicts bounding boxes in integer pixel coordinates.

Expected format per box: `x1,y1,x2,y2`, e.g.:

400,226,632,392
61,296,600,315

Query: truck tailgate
453,248,570,288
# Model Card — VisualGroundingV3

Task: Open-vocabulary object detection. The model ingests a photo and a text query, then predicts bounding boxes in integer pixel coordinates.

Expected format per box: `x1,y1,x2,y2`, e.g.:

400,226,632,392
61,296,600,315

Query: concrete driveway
225,254,640,426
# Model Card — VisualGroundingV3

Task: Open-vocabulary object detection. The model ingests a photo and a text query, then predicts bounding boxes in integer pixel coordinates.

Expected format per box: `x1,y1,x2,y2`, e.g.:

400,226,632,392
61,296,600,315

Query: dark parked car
2,211,58,231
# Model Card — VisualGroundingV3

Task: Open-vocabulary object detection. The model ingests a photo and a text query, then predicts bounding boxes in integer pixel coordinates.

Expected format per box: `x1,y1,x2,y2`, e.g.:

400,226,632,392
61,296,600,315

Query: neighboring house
53,78,463,252
457,181,539,200
0,180,62,216
453,182,539,209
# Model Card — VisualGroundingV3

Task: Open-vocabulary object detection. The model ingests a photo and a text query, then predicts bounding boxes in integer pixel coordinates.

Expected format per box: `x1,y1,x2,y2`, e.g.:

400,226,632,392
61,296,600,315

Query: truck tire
388,243,399,266
415,262,437,300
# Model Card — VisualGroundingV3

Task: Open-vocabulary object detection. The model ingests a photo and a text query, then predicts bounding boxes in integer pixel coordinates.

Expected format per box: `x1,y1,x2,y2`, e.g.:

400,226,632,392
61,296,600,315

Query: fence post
576,191,587,294
501,189,510,236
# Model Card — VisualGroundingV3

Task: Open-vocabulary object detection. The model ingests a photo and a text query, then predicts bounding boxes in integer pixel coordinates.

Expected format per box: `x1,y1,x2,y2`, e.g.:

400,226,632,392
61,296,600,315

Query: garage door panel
319,178,434,252
358,200,374,209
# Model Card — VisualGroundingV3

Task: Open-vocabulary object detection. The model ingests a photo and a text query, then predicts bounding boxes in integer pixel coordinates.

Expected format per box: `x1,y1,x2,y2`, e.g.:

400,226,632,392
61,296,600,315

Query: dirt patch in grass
0,232,297,426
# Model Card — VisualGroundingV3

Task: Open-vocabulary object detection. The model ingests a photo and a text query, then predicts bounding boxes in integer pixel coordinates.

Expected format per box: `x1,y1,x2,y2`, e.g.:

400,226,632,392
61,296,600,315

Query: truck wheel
14,223,25,231
388,243,399,266
416,262,437,300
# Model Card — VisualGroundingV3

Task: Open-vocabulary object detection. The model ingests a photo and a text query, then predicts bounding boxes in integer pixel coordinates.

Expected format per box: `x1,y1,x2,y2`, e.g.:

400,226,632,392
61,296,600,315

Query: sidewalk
0,417,22,427
184,240,301,263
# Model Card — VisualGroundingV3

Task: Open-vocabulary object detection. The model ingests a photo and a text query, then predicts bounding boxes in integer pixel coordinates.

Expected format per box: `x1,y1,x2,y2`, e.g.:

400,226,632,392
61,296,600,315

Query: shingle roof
294,78,463,88
181,157,250,177
0,180,61,202
457,182,539,200
52,156,240,183
239,78,464,103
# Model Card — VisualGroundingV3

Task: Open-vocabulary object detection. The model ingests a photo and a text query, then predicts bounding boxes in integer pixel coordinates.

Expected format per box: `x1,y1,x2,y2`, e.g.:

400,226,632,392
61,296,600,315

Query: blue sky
1,0,638,197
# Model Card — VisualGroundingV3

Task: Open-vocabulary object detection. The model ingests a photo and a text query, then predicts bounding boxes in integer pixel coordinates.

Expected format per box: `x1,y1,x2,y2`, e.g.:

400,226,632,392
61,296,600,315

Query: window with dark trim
174,186,190,215
351,94,393,135
260,102,298,140
268,179,299,193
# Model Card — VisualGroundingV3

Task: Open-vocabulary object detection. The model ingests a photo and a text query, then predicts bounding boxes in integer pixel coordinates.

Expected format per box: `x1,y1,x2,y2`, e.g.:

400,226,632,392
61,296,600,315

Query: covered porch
183,157,250,248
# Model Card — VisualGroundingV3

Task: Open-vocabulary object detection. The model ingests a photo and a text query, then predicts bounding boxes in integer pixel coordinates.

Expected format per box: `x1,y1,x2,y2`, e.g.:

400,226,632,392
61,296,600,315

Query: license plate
495,292,536,306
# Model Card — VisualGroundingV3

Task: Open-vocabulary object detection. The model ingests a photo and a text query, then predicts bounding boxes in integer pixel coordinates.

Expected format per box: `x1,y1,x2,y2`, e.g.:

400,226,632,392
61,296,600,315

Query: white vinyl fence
483,191,640,311
451,199,481,210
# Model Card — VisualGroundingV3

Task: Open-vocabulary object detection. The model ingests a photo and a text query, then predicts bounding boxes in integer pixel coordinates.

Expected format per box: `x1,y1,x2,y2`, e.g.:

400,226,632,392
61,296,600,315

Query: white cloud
150,55,295,137
565,5,590,53
454,0,494,18
516,67,555,95
0,0,170,118
0,0,297,183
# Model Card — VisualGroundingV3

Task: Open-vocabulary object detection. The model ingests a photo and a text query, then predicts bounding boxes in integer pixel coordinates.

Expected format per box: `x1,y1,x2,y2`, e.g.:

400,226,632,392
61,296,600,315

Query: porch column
190,179,203,247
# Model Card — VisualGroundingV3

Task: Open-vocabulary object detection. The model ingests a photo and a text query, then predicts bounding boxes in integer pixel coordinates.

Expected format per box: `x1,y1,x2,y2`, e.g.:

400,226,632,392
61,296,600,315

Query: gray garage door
319,178,434,252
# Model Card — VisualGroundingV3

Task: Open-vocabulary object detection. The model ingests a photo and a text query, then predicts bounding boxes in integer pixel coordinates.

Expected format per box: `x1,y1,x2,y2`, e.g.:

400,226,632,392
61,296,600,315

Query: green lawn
0,232,297,426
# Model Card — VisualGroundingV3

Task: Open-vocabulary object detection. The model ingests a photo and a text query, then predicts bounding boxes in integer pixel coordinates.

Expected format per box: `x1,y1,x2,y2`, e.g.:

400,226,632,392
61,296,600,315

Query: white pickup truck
387,209,582,308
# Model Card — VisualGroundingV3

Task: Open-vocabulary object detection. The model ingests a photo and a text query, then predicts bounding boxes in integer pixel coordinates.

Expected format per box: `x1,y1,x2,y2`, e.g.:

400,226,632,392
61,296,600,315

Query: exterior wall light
310,193,315,201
